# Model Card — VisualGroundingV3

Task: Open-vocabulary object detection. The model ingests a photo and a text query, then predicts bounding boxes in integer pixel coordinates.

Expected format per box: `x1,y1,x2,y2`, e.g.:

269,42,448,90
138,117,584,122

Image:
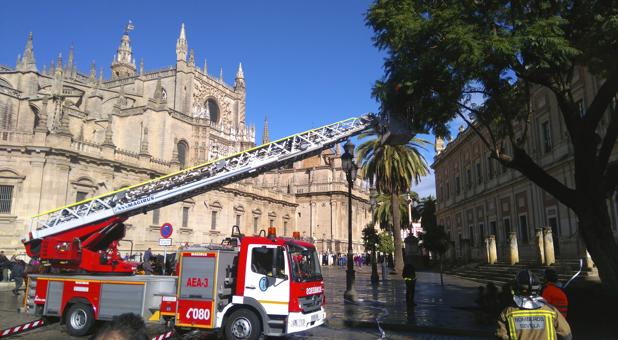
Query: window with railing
182,207,190,228
211,211,218,230
0,185,13,214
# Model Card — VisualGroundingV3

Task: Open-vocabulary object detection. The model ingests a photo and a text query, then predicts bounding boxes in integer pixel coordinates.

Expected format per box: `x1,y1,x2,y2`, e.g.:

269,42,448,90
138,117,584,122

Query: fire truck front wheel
224,308,262,340
65,303,95,336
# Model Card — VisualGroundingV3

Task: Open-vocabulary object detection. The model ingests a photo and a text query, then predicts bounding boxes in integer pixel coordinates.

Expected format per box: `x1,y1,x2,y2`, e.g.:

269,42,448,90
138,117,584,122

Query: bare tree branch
455,103,499,156
585,70,618,129
599,108,618,170
503,144,578,209
605,160,618,197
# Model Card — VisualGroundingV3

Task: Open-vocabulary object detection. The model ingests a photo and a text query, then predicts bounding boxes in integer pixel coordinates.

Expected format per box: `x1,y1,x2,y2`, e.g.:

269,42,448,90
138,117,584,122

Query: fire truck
19,115,377,339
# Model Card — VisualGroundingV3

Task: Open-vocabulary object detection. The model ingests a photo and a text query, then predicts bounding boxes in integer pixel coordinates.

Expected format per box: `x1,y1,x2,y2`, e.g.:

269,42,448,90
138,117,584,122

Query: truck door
244,245,290,315
176,252,217,328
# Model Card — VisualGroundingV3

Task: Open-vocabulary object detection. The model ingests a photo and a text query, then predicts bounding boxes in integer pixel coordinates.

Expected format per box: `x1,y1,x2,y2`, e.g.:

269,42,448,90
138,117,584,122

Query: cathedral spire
176,23,188,62
89,60,96,82
19,32,37,71
203,59,208,74
262,115,270,144
111,22,136,79
235,63,244,79
139,58,144,75
235,62,245,91
219,67,223,81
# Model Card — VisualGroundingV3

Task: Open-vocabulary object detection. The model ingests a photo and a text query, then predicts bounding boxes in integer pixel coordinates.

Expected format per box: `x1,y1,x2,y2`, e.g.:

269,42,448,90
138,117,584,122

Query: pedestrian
143,247,152,263
402,261,416,309
142,259,153,275
9,256,26,295
0,251,8,281
92,313,149,340
542,268,568,318
496,270,572,340
380,255,387,280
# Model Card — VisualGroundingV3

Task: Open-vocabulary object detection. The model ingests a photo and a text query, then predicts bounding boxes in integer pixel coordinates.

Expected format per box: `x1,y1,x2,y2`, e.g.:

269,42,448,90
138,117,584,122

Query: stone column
487,235,497,264
485,237,491,264
535,228,545,265
508,232,519,265
543,227,555,266
585,250,595,271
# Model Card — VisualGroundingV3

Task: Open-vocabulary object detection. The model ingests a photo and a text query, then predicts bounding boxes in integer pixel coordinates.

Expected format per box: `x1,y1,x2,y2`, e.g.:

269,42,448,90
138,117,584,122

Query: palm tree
357,133,429,273
374,193,409,232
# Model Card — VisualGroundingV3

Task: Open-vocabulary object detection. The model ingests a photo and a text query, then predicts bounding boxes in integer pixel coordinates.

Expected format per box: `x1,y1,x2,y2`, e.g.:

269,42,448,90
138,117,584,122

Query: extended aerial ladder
22,114,378,274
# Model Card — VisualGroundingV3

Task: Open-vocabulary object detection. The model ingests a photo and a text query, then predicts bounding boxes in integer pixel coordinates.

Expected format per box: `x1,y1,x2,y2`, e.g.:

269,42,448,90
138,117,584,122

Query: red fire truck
25,228,326,339
19,116,375,338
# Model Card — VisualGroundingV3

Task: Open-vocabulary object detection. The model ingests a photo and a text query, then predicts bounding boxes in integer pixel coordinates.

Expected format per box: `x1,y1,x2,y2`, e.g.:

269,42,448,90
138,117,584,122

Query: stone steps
447,259,587,286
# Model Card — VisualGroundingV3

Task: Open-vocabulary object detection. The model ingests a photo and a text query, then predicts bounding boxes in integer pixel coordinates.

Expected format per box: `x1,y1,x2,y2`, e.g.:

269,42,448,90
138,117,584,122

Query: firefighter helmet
514,270,542,296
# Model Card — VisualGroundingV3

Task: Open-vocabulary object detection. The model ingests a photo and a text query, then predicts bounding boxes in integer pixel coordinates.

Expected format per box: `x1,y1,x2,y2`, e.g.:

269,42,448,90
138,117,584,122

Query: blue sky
0,0,461,198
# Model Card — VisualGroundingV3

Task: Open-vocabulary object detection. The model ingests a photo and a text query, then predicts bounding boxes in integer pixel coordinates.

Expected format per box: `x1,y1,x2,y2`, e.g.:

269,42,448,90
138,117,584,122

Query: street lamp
369,181,380,285
341,140,357,302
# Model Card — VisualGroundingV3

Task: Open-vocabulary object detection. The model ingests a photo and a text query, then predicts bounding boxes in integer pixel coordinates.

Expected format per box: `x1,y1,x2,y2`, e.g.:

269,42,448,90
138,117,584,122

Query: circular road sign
160,223,173,239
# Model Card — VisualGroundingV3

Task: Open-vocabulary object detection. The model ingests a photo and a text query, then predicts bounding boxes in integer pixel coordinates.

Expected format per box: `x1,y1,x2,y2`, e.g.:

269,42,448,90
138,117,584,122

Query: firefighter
402,261,416,309
496,270,572,340
542,269,568,318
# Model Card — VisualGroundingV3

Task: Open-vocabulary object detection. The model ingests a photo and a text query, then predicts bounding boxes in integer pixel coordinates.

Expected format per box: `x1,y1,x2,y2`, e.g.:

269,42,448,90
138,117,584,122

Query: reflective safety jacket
542,283,568,318
496,303,572,340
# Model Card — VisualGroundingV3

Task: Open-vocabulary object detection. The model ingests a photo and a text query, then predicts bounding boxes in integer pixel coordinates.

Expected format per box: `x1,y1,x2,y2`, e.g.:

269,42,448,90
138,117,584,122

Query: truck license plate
311,313,319,322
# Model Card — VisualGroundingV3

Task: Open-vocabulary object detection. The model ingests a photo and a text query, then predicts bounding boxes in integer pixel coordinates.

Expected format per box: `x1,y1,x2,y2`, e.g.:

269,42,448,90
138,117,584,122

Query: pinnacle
236,62,244,79
179,23,186,40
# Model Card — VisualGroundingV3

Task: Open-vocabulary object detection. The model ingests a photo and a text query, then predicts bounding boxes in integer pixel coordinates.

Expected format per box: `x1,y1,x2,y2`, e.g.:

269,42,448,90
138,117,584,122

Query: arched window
177,140,189,168
205,99,219,123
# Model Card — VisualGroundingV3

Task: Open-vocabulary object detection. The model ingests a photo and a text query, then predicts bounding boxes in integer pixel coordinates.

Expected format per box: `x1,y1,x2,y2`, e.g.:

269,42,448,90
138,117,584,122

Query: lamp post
341,140,357,302
369,181,380,285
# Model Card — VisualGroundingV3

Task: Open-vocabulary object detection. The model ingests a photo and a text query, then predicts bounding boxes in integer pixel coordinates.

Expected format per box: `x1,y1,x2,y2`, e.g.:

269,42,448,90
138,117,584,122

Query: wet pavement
0,271,493,339
322,266,494,338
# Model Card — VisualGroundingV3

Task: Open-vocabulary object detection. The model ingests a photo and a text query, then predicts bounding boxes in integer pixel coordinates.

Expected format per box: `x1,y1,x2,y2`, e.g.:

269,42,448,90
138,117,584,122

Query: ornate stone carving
192,77,231,123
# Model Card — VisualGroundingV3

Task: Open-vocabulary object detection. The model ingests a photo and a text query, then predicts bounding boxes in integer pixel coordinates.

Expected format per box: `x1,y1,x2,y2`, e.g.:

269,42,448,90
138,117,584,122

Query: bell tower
111,21,136,79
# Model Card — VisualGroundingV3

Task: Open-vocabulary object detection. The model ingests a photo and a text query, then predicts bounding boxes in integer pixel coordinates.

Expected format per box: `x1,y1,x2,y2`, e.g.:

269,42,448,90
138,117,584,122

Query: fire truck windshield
288,243,322,282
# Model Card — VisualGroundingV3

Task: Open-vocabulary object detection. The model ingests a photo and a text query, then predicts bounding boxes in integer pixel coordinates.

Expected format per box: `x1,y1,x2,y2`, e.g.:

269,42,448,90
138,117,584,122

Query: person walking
380,255,388,280
542,269,568,318
143,248,153,263
9,256,26,295
402,261,417,309
0,251,8,282
496,270,572,340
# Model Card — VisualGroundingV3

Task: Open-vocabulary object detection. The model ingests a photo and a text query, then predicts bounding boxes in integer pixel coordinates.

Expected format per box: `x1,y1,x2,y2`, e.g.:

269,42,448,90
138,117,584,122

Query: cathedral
0,24,370,256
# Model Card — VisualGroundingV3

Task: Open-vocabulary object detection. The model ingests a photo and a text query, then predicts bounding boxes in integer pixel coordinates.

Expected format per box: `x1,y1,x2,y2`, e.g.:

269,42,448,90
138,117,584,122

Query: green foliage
357,132,430,195
374,193,409,231
417,196,437,232
378,231,395,254
362,224,380,252
421,225,450,256
366,1,618,141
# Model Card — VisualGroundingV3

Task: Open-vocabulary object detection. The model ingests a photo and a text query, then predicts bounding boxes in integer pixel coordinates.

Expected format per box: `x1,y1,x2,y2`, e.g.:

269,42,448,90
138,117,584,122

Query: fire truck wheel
65,303,95,336
224,308,262,340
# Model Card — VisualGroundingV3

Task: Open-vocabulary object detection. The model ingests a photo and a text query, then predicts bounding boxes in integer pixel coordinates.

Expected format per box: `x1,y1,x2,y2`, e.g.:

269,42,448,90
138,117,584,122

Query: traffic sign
160,223,173,238
159,238,172,246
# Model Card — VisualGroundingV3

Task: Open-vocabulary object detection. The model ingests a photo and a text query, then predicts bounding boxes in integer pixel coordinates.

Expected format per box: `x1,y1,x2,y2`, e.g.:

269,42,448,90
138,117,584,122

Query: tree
367,1,618,291
378,231,395,255
417,196,437,231
374,193,410,231
362,224,380,253
358,133,429,273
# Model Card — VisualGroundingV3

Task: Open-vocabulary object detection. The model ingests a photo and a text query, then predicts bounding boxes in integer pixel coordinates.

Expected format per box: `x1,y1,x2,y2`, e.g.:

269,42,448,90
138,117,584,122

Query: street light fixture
369,180,380,285
341,140,357,302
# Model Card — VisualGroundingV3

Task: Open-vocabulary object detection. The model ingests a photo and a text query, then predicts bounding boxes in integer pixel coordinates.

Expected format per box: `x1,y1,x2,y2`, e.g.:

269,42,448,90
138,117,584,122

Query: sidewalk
322,266,495,338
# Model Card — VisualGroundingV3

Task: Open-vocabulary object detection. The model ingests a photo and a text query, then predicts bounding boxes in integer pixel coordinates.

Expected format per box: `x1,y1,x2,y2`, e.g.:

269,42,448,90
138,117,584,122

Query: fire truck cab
165,230,326,339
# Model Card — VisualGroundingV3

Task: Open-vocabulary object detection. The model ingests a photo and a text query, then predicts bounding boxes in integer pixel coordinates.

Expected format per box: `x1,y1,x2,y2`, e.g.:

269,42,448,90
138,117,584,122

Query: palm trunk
577,200,618,294
391,192,404,273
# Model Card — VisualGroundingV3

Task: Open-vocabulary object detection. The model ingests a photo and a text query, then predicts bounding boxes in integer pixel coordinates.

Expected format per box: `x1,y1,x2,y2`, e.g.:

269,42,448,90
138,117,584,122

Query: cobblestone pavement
321,265,494,338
